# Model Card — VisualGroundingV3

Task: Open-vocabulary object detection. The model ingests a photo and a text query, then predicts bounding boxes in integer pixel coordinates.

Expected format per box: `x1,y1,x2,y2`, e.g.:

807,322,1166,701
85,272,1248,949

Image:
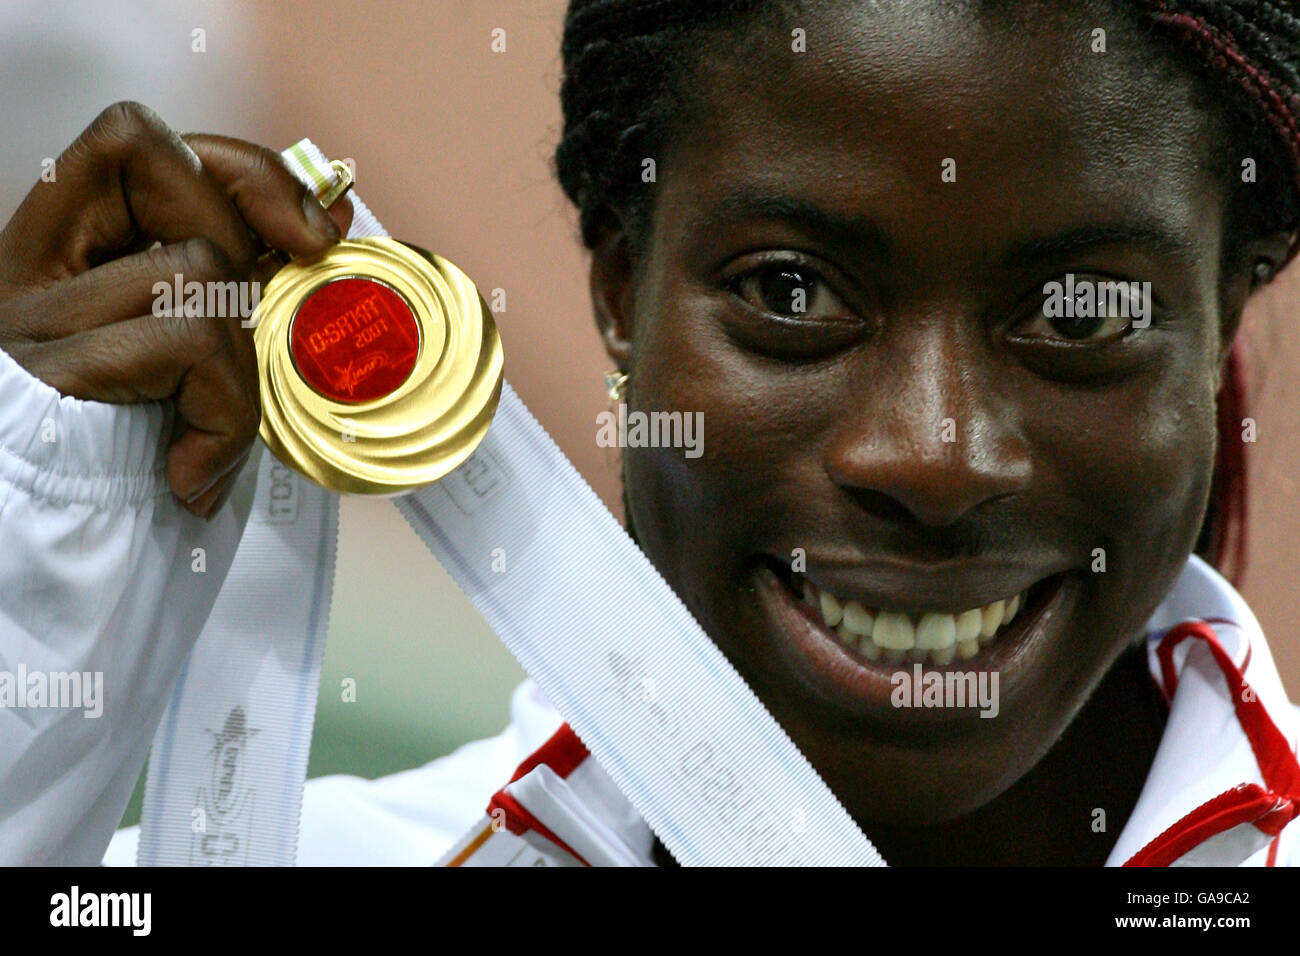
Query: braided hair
553,0,1300,586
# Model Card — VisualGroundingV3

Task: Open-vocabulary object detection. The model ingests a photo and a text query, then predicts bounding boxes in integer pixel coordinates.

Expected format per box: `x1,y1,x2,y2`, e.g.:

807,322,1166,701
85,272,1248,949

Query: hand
0,101,354,516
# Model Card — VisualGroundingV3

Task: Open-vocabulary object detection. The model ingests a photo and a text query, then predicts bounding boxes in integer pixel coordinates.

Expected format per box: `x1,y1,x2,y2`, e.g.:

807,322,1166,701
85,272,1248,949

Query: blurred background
0,0,1295,831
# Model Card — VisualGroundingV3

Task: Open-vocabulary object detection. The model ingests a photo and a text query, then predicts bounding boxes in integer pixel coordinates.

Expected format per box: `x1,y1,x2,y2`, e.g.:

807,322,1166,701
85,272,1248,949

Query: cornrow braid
555,0,782,253
554,0,1300,258
1131,0,1300,268
553,0,1300,585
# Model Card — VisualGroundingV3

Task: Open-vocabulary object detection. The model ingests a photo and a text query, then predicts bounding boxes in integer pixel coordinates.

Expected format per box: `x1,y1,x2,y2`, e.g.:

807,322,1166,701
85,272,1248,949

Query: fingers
249,189,354,289
0,103,345,296
0,104,364,518
182,447,250,519
167,416,256,511
328,192,355,239
12,311,210,403
2,237,243,341
183,133,346,256
0,102,257,288
165,363,261,509
11,309,262,506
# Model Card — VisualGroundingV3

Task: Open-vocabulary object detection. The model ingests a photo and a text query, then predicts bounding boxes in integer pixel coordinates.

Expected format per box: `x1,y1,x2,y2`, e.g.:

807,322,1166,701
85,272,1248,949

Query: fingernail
182,449,248,504
302,191,341,241
184,482,219,517
183,471,223,504
204,475,236,519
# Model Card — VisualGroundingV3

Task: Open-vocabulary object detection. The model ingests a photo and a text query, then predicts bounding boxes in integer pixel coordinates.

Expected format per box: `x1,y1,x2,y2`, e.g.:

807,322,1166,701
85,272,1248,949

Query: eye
717,255,868,359
725,258,855,321
1012,274,1153,344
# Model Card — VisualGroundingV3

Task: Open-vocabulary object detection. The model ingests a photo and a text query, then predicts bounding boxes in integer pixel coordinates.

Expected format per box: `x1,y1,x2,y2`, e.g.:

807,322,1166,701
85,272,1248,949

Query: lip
753,560,1082,721
793,560,1052,616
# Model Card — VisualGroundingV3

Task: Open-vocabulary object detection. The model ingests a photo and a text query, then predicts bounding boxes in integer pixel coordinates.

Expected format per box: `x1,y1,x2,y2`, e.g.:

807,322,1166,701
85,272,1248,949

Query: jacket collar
1106,556,1300,866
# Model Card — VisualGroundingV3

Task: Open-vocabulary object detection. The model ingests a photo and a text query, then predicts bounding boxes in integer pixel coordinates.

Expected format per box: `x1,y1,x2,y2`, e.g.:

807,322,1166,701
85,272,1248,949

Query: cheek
620,307,788,600
1040,368,1218,596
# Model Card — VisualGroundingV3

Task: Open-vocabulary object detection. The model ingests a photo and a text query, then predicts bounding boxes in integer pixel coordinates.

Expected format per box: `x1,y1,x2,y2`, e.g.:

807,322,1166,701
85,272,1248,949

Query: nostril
839,486,917,527
828,448,1031,530
823,397,1033,531
828,487,993,563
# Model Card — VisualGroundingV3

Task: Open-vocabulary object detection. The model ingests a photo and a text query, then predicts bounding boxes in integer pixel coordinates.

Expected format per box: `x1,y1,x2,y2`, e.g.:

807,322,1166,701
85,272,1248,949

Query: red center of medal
290,278,420,403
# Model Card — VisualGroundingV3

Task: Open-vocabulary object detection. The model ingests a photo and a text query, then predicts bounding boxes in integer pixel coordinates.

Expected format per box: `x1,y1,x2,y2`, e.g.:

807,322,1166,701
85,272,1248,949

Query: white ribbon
137,140,885,867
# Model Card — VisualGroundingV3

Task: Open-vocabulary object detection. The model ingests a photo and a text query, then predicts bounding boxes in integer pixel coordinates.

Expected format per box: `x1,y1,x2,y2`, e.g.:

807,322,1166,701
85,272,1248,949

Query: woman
0,0,1296,866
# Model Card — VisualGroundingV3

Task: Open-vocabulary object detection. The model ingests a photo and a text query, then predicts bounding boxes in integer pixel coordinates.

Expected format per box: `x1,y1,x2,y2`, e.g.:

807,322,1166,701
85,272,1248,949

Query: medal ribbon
137,141,885,867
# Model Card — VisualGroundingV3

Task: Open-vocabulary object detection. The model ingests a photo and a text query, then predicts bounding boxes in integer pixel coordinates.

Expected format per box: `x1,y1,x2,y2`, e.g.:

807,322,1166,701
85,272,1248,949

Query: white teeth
819,591,843,628
980,600,1005,643
956,608,982,642
790,571,1035,668
930,644,956,666
841,600,874,636
872,612,915,650
914,613,956,650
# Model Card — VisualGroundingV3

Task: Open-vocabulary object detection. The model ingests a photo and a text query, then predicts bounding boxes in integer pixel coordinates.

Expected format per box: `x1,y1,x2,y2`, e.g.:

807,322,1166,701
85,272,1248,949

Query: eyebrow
690,189,893,261
692,188,1197,269
998,223,1197,269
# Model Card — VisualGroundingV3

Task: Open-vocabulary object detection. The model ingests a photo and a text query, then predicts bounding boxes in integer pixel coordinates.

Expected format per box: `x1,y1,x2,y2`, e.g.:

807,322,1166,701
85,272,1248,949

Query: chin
692,558,1127,825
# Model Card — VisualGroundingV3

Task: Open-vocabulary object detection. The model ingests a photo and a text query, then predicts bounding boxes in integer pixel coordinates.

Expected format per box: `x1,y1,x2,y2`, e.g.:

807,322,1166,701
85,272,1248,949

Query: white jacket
0,342,1296,867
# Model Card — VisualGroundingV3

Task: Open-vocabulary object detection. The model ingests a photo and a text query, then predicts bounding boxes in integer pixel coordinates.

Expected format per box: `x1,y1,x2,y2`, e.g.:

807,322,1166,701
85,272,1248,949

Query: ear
1215,229,1295,385
588,212,638,370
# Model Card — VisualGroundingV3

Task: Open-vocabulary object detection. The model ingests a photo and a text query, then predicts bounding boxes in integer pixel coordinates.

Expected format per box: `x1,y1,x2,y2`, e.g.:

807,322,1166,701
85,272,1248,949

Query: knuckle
168,309,224,362
248,144,278,180
101,99,152,126
254,144,299,192
176,237,234,280
0,296,45,343
88,101,165,157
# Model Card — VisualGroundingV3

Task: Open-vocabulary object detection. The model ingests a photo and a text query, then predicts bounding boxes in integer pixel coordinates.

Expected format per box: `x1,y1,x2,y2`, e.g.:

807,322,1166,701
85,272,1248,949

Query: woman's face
599,0,1247,823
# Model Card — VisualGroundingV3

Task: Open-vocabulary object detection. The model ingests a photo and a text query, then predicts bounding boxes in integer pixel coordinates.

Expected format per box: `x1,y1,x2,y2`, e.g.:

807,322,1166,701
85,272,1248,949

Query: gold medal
251,166,502,495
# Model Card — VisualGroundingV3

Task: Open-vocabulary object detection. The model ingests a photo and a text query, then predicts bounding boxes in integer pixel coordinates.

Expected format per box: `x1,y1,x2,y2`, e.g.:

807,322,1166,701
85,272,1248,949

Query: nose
824,320,1032,529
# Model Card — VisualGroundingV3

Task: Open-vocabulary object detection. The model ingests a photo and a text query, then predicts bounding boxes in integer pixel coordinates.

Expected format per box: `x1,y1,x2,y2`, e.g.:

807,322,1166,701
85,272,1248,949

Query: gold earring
604,370,629,405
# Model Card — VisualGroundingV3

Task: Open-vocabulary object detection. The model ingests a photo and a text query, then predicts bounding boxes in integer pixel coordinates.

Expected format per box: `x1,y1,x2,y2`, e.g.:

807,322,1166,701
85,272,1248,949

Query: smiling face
590,0,1271,825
